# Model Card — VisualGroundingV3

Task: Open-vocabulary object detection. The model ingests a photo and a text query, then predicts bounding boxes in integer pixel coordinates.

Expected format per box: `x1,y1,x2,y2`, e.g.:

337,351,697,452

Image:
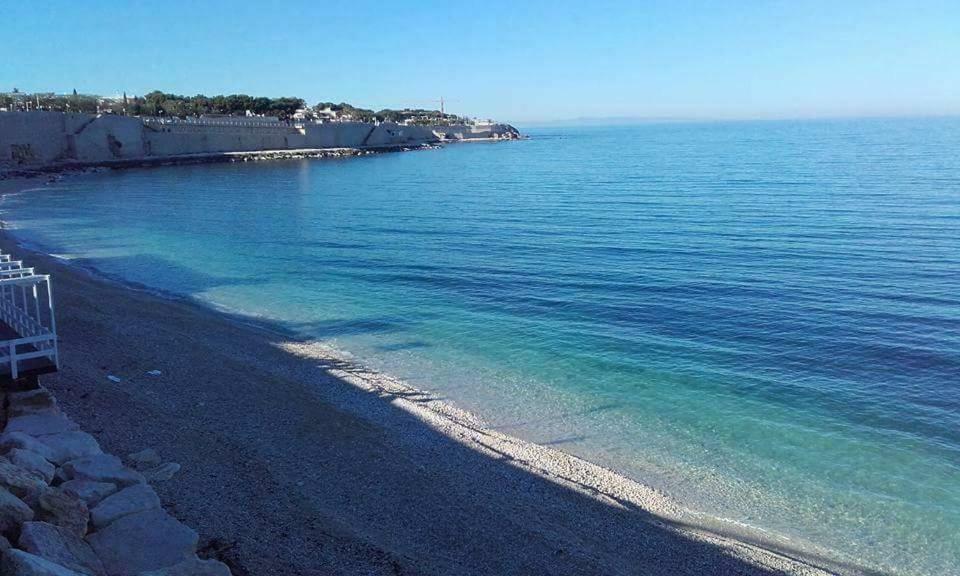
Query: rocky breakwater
0,384,230,576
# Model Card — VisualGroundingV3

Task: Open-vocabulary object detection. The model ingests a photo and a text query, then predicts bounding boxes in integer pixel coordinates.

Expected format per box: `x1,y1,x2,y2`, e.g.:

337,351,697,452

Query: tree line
1,89,470,124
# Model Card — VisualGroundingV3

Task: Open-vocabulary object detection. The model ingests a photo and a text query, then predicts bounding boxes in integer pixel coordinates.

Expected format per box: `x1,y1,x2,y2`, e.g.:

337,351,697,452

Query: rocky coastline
0,382,231,575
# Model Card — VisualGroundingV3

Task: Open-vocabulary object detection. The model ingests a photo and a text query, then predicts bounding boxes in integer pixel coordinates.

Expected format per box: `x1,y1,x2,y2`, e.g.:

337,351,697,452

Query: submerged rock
86,509,198,576
90,484,159,529
18,521,105,576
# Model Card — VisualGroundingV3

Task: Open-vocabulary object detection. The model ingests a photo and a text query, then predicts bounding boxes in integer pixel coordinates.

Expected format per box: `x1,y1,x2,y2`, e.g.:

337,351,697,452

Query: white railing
0,252,58,380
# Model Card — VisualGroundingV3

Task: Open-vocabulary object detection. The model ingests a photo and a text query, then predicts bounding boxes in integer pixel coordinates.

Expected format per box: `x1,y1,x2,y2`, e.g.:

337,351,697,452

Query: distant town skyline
4,0,959,124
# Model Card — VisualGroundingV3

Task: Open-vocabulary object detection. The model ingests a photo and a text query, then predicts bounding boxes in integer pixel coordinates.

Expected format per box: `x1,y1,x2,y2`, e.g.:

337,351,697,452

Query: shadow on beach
3,233,865,576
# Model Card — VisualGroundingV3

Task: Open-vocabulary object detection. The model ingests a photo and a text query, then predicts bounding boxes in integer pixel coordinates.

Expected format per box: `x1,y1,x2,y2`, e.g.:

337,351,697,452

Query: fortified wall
0,112,520,169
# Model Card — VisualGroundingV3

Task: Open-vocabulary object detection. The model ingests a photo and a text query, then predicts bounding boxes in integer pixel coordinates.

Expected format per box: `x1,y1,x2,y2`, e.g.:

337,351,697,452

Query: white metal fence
0,250,58,379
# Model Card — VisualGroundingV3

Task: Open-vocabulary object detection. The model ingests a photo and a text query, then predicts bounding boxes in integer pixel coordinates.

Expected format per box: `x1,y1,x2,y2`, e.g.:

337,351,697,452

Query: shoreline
0,175,855,575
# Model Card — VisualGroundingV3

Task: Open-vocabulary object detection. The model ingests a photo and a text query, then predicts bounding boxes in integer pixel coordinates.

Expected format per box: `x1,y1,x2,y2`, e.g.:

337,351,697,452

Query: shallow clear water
4,119,959,575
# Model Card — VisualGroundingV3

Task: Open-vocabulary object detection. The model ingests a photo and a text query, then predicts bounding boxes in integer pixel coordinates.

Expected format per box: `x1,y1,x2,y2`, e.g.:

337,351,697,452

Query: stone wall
0,112,520,170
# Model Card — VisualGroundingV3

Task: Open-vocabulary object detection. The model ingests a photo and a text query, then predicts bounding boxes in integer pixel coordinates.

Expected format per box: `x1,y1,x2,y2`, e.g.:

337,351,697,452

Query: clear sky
3,0,958,123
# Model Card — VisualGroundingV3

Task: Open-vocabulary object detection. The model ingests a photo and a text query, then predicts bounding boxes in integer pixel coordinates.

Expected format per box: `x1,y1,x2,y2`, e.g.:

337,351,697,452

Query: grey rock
125,449,161,471
0,534,10,550
142,462,180,483
59,481,116,508
18,521,105,576
2,549,86,576
8,449,55,484
0,459,46,507
0,433,57,463
137,557,231,576
59,455,144,487
5,415,79,437
7,389,61,419
36,433,102,466
90,484,159,529
0,486,34,532
86,509,198,576
36,487,88,538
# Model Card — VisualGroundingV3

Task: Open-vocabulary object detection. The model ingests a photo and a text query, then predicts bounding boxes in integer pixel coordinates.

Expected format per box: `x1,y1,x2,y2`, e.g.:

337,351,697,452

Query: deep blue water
4,119,959,575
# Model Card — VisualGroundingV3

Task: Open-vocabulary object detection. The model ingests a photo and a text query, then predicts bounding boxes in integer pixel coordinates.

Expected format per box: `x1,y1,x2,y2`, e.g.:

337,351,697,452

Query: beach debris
146,370,162,377
18,520,106,576
142,462,180,483
106,375,121,383
86,509,199,575
125,449,161,471
90,484,160,529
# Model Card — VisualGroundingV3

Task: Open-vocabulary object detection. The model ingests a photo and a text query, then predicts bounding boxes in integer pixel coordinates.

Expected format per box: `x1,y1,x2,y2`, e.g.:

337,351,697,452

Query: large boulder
90,485,159,530
0,456,48,504
36,433,102,466
0,433,57,463
2,549,86,575
7,449,55,484
18,522,105,576
36,488,88,538
59,481,116,509
86,509,198,576
0,486,34,532
5,415,79,437
58,455,144,487
137,557,231,576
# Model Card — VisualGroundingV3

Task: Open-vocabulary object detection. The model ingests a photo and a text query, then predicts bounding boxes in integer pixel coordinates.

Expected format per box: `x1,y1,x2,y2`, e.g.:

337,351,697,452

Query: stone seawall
0,112,520,171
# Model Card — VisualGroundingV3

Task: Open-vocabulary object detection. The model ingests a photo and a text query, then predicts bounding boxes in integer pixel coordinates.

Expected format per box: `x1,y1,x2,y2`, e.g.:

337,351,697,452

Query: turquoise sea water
4,119,959,575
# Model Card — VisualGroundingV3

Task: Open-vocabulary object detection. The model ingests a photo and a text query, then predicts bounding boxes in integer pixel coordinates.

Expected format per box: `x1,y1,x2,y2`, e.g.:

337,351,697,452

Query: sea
3,118,958,575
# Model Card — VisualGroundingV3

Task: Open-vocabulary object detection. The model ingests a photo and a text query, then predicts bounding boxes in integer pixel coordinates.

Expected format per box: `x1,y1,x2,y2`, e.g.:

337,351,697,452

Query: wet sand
0,176,849,576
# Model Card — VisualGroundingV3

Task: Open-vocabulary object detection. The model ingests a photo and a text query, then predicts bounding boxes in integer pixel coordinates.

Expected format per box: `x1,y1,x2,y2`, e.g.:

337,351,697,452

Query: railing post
9,340,16,379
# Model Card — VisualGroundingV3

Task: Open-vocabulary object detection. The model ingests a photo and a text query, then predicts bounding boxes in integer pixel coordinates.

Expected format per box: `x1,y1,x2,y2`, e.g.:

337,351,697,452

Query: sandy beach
0,175,848,576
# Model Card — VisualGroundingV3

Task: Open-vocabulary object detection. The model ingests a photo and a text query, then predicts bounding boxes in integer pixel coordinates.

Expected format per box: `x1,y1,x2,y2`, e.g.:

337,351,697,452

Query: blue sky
3,0,958,123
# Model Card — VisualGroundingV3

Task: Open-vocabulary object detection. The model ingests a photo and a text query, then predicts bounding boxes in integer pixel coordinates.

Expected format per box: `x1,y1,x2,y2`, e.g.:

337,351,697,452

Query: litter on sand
107,375,122,383
146,370,162,376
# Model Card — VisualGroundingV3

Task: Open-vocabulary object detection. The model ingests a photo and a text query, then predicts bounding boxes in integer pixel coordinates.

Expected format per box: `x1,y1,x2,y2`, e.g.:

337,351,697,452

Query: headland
0,111,520,176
